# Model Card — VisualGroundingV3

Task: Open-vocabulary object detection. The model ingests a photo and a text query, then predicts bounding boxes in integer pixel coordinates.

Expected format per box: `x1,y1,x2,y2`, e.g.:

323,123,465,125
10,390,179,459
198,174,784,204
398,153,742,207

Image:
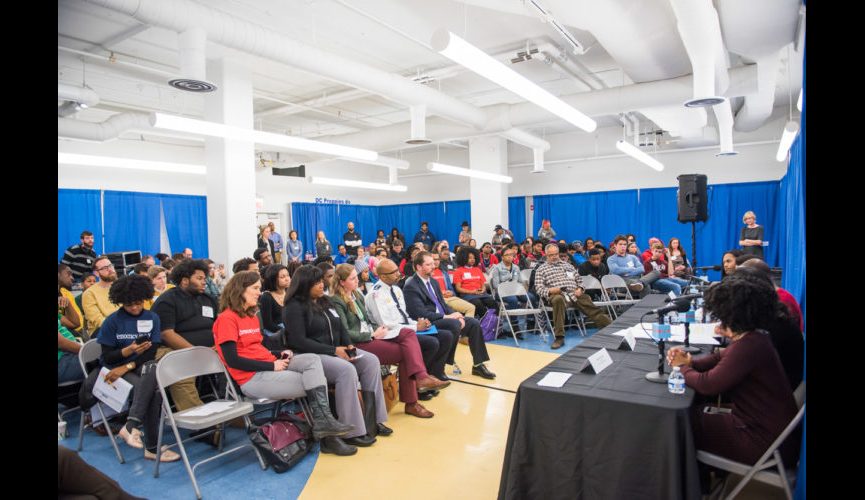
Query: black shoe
343,434,377,447
191,427,222,448
376,423,393,436
320,436,357,456
417,391,434,401
471,364,496,379
433,373,449,381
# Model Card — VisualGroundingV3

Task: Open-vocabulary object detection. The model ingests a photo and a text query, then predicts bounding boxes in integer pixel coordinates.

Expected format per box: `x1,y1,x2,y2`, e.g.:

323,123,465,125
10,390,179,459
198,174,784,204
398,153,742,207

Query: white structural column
468,136,509,244
205,57,255,269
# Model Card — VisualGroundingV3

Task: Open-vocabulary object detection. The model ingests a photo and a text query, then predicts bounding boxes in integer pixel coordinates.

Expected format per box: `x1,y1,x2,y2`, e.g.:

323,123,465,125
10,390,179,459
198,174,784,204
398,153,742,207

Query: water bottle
452,362,462,375
668,366,686,394
305,250,313,262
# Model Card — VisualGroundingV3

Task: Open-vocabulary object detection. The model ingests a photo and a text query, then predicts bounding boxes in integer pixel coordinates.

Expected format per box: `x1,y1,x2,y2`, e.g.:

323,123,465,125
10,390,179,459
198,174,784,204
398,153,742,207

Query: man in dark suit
404,251,495,379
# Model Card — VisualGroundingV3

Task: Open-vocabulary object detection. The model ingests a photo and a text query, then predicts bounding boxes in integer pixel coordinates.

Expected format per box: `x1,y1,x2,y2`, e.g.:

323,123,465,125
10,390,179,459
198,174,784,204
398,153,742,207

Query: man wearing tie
404,251,495,379
365,259,453,386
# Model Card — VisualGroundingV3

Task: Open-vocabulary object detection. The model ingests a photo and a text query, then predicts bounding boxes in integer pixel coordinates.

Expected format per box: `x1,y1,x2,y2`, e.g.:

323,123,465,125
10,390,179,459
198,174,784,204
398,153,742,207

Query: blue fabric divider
508,197,526,243
444,200,471,244
161,194,209,258
58,189,104,260
102,191,162,256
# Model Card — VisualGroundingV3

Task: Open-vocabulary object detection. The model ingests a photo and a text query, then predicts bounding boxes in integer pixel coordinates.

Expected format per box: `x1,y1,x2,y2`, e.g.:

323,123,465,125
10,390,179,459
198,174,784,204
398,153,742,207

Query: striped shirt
534,260,583,300
61,244,98,282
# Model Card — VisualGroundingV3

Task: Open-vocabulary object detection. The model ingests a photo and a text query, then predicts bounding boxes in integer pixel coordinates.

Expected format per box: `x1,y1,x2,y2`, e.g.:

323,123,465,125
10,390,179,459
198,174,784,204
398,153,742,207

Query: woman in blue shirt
286,230,303,263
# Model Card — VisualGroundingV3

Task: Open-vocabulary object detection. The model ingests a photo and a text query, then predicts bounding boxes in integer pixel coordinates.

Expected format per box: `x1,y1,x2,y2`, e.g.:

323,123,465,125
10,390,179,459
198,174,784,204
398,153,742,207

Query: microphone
664,292,703,303
695,265,721,271
650,301,691,316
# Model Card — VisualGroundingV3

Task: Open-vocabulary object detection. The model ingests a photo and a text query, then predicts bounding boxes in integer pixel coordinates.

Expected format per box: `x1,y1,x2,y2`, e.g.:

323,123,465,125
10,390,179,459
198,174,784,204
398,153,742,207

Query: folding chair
76,339,125,464
579,275,618,320
519,268,533,285
154,346,265,499
495,281,545,346
600,274,640,316
698,388,805,500
537,294,585,338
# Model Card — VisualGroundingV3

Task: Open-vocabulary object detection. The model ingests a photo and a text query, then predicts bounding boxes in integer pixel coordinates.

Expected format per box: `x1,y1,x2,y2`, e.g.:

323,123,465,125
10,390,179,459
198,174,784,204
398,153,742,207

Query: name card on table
579,348,614,375
617,330,636,351
653,323,671,340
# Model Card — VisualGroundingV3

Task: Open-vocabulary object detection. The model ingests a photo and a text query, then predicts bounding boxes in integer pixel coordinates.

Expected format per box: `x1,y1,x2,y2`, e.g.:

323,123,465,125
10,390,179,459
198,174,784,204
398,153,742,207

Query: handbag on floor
479,308,499,341
248,413,313,473
381,366,399,413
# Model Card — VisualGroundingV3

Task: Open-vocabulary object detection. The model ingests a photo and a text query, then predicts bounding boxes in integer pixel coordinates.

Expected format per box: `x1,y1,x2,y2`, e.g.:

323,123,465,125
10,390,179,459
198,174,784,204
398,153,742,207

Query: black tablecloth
498,294,703,500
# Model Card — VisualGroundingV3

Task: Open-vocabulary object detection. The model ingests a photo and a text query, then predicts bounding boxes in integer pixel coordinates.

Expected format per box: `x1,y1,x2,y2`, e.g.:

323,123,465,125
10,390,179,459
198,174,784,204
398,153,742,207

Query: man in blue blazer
404,251,495,379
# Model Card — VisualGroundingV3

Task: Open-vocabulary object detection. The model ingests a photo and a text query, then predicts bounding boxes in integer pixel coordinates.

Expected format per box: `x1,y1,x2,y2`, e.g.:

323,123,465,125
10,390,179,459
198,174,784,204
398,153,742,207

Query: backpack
247,413,313,473
479,308,499,341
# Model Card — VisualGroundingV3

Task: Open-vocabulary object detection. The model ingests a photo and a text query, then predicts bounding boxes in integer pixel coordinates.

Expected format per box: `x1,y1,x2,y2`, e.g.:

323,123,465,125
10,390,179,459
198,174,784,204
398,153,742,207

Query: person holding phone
212,272,353,448
96,274,180,462
283,265,388,454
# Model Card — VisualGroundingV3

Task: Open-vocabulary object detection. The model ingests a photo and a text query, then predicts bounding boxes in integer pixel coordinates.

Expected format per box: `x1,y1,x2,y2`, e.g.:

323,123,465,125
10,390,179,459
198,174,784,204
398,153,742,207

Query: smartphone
703,406,731,415
135,334,151,344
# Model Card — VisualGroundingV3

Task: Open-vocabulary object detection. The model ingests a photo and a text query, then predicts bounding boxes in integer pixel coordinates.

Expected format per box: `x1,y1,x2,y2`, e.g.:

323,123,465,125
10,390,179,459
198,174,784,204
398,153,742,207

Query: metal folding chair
537,294,585,338
76,339,125,464
154,346,265,499
579,275,618,320
600,274,640,316
698,384,805,500
495,281,545,346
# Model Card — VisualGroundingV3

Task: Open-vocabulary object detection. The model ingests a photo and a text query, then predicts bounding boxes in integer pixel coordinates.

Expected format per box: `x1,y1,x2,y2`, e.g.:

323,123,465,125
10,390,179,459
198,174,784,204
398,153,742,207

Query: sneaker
628,282,644,293
118,426,144,449
144,446,181,462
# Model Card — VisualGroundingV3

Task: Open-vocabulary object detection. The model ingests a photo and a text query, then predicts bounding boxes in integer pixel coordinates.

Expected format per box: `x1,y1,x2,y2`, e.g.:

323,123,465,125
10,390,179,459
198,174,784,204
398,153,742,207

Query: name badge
627,261,634,268
202,306,214,318
463,272,472,280
579,348,614,374
618,330,636,351
137,320,153,333
329,308,340,318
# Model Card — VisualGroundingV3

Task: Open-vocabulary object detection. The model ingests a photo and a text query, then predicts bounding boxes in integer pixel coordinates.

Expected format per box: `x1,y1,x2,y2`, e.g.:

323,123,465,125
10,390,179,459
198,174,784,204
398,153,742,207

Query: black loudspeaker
272,165,306,177
677,174,708,222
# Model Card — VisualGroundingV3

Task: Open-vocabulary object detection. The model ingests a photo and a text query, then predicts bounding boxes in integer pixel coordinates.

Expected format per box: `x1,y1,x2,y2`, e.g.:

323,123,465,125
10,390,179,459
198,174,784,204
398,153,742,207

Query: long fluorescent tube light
615,140,664,171
343,156,410,170
308,176,407,192
58,152,206,175
431,29,596,133
427,162,513,183
153,113,378,161
797,89,802,111
775,121,799,162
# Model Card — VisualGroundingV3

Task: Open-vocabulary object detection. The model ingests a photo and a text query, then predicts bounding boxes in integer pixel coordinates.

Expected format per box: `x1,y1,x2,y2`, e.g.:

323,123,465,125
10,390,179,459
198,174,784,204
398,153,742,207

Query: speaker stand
691,221,697,271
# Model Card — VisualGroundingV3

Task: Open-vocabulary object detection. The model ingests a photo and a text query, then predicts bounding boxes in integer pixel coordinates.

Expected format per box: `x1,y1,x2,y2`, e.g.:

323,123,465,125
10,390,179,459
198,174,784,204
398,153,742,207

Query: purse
381,366,399,413
247,413,313,473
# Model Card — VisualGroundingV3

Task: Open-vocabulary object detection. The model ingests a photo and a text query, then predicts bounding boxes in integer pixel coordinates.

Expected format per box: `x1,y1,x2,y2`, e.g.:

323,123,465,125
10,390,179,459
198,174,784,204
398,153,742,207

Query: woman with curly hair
453,246,497,318
666,271,799,466
97,274,179,462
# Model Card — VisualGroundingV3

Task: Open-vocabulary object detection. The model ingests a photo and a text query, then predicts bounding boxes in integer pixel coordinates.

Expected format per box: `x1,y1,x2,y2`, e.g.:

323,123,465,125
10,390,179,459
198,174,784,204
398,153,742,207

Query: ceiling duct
669,0,727,107
58,83,100,117
168,27,217,92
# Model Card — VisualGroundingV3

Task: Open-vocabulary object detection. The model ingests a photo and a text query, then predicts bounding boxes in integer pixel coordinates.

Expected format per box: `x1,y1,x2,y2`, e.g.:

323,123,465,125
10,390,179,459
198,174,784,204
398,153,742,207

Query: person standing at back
268,221,284,264
739,211,764,259
343,222,362,257
62,230,98,283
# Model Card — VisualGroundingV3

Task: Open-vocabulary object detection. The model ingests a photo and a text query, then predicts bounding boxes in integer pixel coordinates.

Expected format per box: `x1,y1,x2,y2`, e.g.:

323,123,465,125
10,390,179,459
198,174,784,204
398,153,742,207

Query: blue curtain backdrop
161,194,209,258
58,189,104,260
508,197,526,243
102,191,162,256
444,200,471,244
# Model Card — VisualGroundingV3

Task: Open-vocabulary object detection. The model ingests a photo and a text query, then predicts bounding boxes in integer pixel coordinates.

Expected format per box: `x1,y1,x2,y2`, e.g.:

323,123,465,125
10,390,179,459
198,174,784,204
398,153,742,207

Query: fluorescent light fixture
152,113,378,161
775,121,800,162
308,176,407,192
427,162,513,183
431,29,596,133
797,89,802,111
58,152,206,175
615,140,664,171
344,156,410,170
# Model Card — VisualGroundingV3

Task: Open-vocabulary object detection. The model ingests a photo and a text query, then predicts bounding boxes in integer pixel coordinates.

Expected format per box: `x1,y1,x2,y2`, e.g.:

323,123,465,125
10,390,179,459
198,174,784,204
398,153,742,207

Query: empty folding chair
154,346,265,499
76,339,125,464
495,281,546,346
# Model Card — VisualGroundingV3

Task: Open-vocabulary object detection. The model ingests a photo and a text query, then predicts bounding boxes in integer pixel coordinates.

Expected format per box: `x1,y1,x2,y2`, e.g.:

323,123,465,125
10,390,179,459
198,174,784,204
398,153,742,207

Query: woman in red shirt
212,271,352,444
453,246,497,318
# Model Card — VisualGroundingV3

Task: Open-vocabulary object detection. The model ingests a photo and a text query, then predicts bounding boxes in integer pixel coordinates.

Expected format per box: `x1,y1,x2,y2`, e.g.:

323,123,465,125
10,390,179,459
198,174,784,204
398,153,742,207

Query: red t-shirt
776,288,803,331
453,266,486,293
213,309,275,385
431,269,448,294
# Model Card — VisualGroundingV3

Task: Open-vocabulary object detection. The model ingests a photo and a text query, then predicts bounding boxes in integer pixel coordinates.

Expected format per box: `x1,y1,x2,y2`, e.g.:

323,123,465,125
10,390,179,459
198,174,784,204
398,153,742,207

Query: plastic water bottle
668,366,686,394
304,250,313,262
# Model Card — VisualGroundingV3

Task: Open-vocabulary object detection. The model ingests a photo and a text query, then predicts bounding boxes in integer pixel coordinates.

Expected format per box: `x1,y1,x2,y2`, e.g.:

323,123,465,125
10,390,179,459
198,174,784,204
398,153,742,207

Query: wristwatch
125,362,135,371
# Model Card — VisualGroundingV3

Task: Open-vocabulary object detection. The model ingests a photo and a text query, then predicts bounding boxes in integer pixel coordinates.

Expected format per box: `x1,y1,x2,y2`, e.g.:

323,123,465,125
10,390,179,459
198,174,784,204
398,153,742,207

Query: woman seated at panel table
666,271,799,467
329,264,448,419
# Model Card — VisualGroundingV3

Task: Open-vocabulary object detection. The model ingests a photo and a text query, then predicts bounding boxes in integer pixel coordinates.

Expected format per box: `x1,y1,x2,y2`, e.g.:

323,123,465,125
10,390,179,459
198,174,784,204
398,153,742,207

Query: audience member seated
644,243,690,296
518,240,537,270
373,229,388,248
358,266,373,294
58,316,84,384
404,251,495,380
477,242,499,273
161,258,177,271
331,264,448,419
491,225,514,247
534,243,612,349
467,238,478,249
568,241,587,266
253,247,273,274
131,263,150,276
81,256,121,335
388,239,405,265
143,265,172,310
386,227,406,248
432,252,476,319
433,241,456,272
489,246,527,337
584,237,595,251
666,271,799,467
334,244,350,265
607,236,655,296
283,265,386,453
577,248,610,300
260,264,290,338
452,246,497,318
398,245,423,286
316,262,335,295
627,242,643,263
75,273,97,315
413,221,436,248
98,274,180,462
213,271,353,447
720,249,743,279
204,259,226,300
666,237,692,278
59,264,84,334
232,257,258,274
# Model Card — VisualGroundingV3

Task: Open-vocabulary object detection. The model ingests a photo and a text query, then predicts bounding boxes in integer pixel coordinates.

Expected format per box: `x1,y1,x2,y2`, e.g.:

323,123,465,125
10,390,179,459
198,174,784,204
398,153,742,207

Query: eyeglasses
94,265,114,272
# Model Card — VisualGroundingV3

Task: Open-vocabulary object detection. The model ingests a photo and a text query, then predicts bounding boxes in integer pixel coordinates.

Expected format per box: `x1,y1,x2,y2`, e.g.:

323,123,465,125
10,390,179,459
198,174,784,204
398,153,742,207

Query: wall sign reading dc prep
315,198,351,205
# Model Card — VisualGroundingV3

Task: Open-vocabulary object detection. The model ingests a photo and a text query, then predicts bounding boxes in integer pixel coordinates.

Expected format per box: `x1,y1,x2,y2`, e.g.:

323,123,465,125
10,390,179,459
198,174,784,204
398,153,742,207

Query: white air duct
407,105,431,144
712,100,738,156
169,27,216,92
531,148,545,173
58,83,100,117
669,0,727,107
58,113,155,142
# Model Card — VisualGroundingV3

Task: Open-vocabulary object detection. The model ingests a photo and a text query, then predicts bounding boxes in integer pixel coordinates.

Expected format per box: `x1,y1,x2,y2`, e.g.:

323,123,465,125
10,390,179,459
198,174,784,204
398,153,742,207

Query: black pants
121,361,163,451
434,317,490,366
417,330,453,380
58,445,144,500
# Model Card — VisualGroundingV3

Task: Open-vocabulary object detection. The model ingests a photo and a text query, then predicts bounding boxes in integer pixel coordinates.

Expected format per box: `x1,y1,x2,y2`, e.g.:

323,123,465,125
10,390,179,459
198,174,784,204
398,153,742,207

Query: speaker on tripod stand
677,174,708,272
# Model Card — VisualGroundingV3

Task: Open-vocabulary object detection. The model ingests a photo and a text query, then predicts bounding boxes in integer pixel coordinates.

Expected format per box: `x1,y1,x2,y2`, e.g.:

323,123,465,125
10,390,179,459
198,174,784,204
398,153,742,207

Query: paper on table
537,372,573,387
610,325,654,339
183,401,236,417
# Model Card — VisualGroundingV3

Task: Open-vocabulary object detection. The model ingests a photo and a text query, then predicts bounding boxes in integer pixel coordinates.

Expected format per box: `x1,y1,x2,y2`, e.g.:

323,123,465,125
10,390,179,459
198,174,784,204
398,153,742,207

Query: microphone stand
645,302,691,384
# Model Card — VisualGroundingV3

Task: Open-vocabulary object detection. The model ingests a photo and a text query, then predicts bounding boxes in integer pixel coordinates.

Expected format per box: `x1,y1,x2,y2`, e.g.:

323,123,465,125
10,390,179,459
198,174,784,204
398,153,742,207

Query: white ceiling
58,0,805,174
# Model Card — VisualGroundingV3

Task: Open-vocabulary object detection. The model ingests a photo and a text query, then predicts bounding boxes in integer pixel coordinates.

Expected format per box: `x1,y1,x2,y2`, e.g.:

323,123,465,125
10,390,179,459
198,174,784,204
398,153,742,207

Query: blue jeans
651,278,687,296
58,352,84,384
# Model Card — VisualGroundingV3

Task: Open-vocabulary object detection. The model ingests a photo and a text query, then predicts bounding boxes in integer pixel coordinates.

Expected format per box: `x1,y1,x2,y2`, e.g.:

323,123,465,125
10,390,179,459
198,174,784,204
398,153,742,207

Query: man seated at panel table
534,243,612,349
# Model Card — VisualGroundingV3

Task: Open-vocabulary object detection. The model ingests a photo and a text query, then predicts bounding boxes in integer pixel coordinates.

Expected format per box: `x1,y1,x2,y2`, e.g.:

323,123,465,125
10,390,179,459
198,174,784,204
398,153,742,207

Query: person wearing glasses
81,256,121,336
